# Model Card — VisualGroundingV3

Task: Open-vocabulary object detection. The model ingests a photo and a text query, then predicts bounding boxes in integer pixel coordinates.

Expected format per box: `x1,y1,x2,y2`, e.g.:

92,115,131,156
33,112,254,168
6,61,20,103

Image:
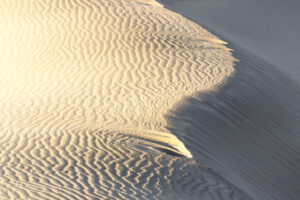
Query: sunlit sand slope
0,130,252,200
0,0,253,199
0,0,234,153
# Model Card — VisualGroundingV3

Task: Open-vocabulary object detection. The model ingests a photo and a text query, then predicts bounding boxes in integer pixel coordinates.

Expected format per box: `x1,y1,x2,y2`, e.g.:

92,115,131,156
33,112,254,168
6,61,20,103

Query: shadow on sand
165,44,300,200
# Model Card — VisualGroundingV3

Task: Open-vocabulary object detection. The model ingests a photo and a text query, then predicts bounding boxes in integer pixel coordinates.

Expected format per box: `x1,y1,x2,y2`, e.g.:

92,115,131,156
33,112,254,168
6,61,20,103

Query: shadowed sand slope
0,0,255,199
160,1,300,199
159,0,300,82
165,46,300,200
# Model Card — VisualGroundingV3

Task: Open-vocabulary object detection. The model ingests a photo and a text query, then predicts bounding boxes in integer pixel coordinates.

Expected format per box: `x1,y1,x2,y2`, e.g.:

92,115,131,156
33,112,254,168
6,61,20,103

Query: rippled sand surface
0,0,254,199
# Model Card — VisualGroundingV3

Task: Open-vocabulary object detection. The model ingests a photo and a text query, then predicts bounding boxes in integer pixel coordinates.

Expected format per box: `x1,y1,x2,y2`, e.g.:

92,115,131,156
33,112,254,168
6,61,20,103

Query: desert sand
162,0,300,200
0,0,299,200
0,0,252,199
159,0,300,81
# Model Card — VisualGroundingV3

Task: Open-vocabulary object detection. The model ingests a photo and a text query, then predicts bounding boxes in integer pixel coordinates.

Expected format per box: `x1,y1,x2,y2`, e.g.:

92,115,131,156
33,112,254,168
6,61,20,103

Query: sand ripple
0,0,253,199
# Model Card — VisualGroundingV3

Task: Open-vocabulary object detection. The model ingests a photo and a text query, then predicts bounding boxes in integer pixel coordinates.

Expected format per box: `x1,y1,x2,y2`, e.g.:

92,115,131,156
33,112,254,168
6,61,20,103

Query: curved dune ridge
160,1,300,199
0,0,255,199
165,46,300,200
0,0,234,155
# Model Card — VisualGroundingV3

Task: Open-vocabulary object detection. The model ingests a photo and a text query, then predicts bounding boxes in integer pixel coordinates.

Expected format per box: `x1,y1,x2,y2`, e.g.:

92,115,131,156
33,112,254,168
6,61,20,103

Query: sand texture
162,0,300,200
166,46,300,200
0,0,255,199
2,0,299,199
159,0,300,82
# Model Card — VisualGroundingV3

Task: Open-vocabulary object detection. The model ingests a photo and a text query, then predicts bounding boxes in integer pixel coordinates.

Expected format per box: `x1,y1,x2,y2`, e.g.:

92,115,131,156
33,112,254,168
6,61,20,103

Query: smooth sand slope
0,0,254,199
159,0,300,82
162,0,300,200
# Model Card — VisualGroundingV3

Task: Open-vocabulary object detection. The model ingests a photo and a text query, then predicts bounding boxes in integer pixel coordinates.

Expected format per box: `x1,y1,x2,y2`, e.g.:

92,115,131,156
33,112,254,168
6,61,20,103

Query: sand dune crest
0,0,257,199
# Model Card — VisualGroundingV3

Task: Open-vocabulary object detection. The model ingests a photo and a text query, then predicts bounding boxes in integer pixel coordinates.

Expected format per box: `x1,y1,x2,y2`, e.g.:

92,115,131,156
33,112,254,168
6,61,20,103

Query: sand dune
2,0,298,199
0,129,252,200
0,0,255,199
166,46,300,200
162,1,300,199
0,0,234,146
159,0,300,82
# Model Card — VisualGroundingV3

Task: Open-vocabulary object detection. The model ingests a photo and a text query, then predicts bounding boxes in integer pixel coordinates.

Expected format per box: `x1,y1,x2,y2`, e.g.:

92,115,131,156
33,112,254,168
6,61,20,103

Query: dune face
0,0,234,149
0,0,256,199
161,1,300,199
165,47,300,200
2,0,298,199
160,0,300,82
